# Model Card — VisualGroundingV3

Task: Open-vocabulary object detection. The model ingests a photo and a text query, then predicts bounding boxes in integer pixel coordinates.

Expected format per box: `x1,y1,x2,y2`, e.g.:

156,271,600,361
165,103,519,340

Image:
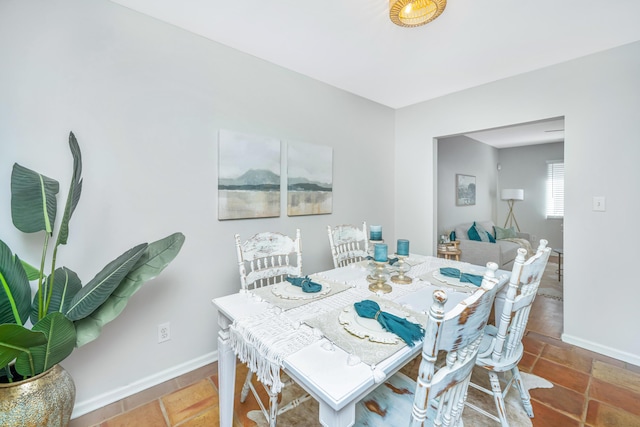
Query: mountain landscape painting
218,129,281,220
287,141,333,216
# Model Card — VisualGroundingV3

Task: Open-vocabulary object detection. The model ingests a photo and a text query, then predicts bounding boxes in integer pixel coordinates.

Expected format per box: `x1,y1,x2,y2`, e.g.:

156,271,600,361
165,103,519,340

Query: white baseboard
71,351,218,419
561,333,640,366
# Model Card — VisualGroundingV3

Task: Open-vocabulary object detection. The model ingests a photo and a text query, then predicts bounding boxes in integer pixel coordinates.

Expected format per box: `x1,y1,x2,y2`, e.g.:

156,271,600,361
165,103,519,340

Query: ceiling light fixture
389,0,446,28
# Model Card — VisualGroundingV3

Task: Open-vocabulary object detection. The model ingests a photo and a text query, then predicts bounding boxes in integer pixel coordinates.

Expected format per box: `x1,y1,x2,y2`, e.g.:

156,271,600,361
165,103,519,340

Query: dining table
212,254,510,427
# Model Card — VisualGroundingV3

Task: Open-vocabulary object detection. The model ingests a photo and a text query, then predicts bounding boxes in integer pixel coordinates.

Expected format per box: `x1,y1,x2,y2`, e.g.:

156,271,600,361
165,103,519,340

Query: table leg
218,316,236,427
318,401,355,427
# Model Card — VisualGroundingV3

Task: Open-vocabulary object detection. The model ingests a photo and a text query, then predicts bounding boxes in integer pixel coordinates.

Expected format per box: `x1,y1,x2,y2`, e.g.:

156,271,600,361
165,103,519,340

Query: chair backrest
234,229,302,291
327,222,368,268
489,239,552,364
410,262,507,426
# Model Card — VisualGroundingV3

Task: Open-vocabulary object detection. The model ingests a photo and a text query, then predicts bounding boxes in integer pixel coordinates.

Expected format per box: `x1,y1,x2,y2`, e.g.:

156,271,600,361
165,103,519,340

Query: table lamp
501,189,524,231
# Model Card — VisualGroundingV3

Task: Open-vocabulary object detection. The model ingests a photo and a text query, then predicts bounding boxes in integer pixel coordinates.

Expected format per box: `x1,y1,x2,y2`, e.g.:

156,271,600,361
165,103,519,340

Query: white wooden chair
235,229,303,291
234,229,311,426
466,239,551,427
354,262,507,427
327,221,369,268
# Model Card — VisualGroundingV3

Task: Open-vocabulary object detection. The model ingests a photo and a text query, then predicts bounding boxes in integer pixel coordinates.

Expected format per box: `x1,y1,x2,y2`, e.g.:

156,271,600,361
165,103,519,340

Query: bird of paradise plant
0,132,185,381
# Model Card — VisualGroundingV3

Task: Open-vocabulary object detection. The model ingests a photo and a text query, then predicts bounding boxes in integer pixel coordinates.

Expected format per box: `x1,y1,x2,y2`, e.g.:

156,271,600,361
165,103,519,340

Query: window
546,161,564,218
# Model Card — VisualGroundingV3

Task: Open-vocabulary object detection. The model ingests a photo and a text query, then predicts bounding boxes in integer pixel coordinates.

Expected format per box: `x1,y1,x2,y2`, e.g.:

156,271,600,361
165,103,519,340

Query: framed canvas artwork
218,129,281,220
456,174,476,206
287,141,333,216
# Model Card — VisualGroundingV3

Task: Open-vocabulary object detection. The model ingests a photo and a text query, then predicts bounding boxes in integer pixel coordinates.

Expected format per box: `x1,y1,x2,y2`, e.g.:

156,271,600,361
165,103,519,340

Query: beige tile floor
71,258,640,426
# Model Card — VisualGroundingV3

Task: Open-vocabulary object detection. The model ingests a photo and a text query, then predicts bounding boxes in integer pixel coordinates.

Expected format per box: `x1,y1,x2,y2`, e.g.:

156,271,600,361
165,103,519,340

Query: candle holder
367,261,392,294
391,255,412,284
368,240,384,258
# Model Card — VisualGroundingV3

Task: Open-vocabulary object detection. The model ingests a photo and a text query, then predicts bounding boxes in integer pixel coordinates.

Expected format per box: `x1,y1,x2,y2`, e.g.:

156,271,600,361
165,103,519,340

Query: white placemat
250,275,352,311
304,296,427,366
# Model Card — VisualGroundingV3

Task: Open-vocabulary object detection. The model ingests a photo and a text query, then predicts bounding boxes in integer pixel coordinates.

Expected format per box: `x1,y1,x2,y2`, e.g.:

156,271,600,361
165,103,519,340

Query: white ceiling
108,0,640,146
462,117,565,149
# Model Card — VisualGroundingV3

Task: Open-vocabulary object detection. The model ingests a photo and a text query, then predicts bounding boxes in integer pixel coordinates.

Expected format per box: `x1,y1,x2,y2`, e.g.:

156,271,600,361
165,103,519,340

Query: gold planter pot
0,365,76,427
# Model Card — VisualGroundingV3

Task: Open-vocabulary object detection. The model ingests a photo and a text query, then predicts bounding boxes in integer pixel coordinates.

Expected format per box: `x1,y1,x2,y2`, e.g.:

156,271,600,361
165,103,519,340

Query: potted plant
0,132,185,426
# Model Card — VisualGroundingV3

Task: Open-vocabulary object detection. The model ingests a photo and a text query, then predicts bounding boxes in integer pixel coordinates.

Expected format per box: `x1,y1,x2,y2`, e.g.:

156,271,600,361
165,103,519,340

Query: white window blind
546,161,564,218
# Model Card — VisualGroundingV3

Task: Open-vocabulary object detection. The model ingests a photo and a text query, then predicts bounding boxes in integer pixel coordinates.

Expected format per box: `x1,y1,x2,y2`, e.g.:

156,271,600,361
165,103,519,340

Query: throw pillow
467,222,496,243
494,225,518,240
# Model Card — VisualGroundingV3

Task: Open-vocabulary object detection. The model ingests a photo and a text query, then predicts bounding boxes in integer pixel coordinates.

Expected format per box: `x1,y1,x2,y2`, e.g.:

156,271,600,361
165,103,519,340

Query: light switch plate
593,196,606,211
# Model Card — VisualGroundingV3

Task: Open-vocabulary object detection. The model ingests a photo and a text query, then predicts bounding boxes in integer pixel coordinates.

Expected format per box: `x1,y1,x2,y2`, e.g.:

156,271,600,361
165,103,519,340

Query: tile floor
71,261,640,427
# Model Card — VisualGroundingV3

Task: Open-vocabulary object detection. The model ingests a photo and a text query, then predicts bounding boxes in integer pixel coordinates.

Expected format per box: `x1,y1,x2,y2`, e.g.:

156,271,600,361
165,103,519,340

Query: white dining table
212,255,510,427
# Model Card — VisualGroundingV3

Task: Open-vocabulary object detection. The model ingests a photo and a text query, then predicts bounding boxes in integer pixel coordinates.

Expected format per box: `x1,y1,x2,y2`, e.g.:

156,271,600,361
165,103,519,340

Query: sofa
453,220,532,270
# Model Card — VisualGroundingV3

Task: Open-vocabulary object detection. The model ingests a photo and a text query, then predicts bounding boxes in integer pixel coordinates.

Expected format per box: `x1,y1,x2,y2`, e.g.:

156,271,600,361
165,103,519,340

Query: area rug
246,365,553,426
537,260,563,301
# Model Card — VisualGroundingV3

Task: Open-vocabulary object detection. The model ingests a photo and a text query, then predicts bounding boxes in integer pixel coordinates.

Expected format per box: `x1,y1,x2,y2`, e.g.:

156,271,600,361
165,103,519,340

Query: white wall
395,41,640,365
437,135,499,238
0,0,395,415
498,142,565,250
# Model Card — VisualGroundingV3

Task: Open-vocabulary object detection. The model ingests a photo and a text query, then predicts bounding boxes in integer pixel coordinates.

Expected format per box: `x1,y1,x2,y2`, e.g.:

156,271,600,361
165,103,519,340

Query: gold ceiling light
389,0,447,28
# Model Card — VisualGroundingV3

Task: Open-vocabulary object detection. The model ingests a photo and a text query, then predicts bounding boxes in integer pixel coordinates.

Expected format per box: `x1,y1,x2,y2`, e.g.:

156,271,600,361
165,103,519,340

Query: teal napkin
354,300,424,347
460,273,483,286
286,276,322,293
439,267,461,278
438,267,483,287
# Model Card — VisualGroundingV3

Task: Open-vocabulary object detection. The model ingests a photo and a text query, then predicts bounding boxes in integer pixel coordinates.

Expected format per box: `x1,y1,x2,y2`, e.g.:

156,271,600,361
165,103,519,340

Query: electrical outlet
158,322,170,343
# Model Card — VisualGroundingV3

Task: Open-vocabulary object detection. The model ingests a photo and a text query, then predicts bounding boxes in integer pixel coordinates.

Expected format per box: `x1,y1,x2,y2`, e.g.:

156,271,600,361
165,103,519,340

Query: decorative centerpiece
368,243,392,294
0,132,185,426
391,239,413,284
367,225,384,257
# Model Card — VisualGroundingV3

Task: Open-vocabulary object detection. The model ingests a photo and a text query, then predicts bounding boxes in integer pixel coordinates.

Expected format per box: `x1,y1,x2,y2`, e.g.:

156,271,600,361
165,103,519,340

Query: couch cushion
455,220,496,241
494,225,518,240
468,222,496,243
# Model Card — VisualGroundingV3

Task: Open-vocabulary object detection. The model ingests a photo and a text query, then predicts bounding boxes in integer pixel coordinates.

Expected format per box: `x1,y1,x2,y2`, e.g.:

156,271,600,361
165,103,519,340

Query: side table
437,240,461,261
554,248,563,281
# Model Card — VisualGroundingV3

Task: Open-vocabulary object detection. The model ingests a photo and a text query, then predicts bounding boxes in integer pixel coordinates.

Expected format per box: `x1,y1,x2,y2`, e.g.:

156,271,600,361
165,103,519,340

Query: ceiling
108,0,640,146
462,117,565,149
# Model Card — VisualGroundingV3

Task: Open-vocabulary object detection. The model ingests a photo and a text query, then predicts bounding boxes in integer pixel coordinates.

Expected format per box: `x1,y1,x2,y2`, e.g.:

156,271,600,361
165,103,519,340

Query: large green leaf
65,243,148,321
0,324,47,374
11,163,59,234
30,267,82,324
19,259,41,281
114,232,186,299
0,239,32,325
15,312,76,376
74,232,185,347
56,132,83,247
74,298,118,348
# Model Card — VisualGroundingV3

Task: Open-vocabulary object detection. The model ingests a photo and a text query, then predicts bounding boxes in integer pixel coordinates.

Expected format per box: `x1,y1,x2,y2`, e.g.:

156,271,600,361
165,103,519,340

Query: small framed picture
456,174,476,206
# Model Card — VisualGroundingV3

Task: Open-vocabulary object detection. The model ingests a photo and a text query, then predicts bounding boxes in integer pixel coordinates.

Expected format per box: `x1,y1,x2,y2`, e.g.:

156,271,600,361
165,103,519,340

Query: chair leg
488,371,510,427
241,369,310,427
240,371,253,403
268,389,278,427
512,367,534,418
277,391,314,416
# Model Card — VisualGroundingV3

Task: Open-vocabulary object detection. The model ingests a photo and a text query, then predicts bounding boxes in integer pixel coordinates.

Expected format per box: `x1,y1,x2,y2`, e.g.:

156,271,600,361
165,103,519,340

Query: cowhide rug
247,365,553,426
536,261,563,301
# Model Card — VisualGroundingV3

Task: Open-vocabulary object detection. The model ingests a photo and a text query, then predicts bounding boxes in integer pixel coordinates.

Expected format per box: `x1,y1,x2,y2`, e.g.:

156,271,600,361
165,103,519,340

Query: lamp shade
501,189,524,201
389,0,446,28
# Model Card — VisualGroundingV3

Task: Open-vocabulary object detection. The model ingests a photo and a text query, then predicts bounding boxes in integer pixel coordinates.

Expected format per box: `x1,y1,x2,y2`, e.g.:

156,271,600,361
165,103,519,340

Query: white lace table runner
229,309,321,393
